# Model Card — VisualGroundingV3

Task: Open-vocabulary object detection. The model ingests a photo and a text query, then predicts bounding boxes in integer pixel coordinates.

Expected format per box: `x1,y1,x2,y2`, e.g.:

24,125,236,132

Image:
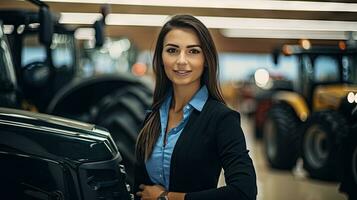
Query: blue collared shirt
145,85,209,190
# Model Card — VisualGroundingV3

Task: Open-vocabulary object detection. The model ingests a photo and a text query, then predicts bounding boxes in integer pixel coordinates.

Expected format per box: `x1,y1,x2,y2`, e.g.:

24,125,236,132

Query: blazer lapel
169,108,199,189
168,99,215,189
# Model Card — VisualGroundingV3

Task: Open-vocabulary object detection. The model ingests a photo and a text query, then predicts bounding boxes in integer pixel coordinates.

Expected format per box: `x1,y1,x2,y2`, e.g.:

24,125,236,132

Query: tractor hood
313,84,357,111
0,107,119,164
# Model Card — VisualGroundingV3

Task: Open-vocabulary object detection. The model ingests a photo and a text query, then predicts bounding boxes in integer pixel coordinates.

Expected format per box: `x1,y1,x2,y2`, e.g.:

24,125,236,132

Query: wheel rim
265,118,277,161
304,125,329,169
352,145,357,184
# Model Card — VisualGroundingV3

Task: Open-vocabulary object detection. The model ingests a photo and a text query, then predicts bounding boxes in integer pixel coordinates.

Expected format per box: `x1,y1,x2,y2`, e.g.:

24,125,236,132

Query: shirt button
160,174,162,178
186,106,190,109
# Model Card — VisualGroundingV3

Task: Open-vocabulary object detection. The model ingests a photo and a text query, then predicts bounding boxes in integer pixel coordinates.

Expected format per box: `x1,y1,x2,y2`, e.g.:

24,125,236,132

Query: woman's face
162,28,205,88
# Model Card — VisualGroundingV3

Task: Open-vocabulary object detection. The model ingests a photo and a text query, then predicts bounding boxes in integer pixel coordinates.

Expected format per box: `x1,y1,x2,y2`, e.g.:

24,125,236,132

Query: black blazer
134,98,257,200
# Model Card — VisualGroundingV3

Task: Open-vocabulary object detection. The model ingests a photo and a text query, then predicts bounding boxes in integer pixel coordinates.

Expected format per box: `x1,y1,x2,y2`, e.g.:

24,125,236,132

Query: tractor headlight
347,92,357,104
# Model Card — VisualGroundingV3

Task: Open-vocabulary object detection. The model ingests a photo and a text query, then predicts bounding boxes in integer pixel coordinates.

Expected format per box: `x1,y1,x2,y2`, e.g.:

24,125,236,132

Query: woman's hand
136,184,166,200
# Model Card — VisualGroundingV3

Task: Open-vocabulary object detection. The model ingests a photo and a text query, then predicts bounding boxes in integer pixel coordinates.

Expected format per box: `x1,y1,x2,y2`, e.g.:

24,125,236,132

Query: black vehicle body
0,107,132,200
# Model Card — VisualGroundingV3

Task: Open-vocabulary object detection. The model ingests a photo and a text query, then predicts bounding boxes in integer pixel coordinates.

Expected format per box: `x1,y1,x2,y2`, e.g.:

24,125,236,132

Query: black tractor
0,107,133,200
0,0,152,186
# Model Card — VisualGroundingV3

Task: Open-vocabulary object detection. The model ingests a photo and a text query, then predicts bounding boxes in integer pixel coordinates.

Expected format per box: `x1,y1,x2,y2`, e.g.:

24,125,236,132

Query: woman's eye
166,48,177,53
189,49,200,54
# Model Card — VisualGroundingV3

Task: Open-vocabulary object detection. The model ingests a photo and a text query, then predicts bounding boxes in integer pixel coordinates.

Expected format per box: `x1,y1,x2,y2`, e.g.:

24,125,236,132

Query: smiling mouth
173,70,192,76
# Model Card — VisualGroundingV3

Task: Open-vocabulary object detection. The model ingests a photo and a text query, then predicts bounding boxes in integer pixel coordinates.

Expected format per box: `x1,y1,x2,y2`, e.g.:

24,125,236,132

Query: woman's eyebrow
165,43,179,48
186,45,201,48
164,43,201,48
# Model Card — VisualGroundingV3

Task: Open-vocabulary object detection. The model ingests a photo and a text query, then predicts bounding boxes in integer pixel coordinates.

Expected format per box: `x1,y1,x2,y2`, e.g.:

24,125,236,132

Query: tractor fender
272,91,310,122
47,74,152,118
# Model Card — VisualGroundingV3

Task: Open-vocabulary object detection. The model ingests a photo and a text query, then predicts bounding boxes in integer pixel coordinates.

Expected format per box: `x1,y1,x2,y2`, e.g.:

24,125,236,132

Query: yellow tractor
263,44,357,196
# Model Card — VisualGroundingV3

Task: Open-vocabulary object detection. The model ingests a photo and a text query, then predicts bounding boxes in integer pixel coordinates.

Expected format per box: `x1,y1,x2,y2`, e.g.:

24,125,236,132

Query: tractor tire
339,125,357,200
302,110,348,181
94,86,152,187
263,103,301,169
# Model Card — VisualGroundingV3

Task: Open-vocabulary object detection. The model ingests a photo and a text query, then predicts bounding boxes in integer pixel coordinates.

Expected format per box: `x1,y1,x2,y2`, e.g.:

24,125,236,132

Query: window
313,56,339,83
51,33,75,69
22,34,47,67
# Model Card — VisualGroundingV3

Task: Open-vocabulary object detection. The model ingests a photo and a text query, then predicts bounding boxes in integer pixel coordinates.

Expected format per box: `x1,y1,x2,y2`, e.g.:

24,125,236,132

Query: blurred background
0,0,357,200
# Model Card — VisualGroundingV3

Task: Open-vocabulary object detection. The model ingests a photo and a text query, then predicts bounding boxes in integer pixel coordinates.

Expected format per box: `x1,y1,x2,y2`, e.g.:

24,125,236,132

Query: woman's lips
173,70,192,77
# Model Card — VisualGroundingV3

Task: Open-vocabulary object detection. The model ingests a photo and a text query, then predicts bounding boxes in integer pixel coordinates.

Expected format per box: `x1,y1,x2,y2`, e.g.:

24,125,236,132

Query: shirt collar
188,85,208,112
160,85,209,113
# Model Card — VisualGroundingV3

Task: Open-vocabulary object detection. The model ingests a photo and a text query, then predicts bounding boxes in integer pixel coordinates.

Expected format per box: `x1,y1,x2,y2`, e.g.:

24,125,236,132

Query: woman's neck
171,83,201,113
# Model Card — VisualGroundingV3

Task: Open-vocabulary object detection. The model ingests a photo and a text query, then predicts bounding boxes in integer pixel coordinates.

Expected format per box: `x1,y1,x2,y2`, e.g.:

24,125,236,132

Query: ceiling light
221,29,354,40
61,13,357,32
198,16,357,31
105,14,169,26
41,0,357,13
59,12,102,24
60,13,357,39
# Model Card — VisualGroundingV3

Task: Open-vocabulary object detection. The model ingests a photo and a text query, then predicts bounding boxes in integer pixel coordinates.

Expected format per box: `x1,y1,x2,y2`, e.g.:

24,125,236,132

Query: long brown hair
136,14,225,162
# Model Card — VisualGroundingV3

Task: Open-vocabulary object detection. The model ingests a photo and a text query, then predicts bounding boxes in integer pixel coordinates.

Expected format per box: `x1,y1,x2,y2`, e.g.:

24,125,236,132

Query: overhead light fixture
61,13,357,31
41,0,357,13
106,14,169,26
221,29,354,40
59,12,102,24
60,13,357,39
198,16,357,31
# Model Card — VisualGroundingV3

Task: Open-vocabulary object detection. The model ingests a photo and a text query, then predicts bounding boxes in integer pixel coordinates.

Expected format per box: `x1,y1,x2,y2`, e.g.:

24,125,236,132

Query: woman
134,14,257,200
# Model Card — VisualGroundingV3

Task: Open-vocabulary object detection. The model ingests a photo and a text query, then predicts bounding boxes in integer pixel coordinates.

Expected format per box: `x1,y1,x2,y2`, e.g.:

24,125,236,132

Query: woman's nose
177,52,188,65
